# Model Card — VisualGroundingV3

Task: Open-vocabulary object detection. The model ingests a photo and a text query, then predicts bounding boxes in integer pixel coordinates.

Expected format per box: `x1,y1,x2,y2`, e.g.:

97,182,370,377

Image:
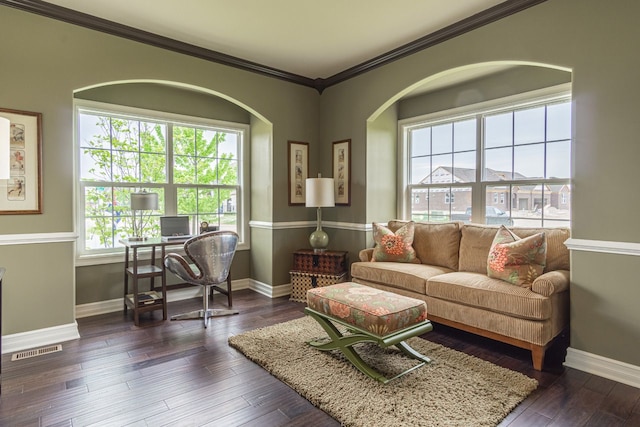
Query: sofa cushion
387,220,461,270
371,222,419,263
350,261,453,295
487,226,547,286
459,224,570,274
426,272,552,320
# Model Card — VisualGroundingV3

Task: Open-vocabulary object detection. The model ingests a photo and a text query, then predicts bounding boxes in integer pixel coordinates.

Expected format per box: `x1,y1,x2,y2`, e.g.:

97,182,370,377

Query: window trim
74,99,250,264
398,83,571,223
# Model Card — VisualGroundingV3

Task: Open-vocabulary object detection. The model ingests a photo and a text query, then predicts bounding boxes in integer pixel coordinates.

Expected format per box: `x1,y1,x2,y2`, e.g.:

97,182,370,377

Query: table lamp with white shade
130,190,159,241
305,174,335,252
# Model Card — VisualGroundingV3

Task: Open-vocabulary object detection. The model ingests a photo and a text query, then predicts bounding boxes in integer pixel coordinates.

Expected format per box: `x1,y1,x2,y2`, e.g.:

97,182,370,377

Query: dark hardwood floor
1,290,638,426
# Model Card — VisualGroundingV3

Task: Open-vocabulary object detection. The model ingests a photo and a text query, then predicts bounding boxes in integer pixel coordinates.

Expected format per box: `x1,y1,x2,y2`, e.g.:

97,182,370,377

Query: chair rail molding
249,220,371,232
0,232,77,246
564,238,640,256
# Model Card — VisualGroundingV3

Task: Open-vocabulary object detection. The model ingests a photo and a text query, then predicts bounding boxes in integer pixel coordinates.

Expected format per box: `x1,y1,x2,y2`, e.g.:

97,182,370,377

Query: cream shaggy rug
228,316,538,427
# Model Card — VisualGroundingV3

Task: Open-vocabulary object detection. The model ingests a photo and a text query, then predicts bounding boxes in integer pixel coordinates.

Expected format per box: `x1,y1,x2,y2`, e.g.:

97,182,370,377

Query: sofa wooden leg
531,345,545,371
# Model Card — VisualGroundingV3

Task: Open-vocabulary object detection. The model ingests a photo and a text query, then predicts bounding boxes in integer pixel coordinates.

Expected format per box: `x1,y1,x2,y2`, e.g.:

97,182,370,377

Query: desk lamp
305,174,335,252
130,190,159,241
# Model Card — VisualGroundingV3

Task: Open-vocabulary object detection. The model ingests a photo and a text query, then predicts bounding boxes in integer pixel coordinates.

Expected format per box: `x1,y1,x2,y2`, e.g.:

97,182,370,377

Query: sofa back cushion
387,220,461,270
459,224,570,274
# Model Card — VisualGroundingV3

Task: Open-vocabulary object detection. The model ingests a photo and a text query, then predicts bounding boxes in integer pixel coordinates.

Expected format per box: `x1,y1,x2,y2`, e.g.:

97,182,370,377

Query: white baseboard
5,279,291,354
75,279,253,318
564,347,640,389
2,322,80,355
74,278,291,318
248,279,292,298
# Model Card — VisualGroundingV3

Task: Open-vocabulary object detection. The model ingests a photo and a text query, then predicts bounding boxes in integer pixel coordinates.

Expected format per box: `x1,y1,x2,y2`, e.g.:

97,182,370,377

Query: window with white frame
401,87,571,228
76,101,249,256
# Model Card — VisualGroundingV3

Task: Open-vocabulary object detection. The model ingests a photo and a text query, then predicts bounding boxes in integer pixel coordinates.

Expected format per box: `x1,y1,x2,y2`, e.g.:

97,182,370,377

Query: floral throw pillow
371,222,420,263
487,226,547,286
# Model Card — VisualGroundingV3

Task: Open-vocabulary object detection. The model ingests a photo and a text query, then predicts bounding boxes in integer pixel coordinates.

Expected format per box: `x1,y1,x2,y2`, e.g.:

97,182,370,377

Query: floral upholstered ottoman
305,281,432,383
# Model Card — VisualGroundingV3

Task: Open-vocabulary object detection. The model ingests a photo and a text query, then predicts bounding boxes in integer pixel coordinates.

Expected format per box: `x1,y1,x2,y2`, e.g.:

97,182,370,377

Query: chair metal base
171,309,239,327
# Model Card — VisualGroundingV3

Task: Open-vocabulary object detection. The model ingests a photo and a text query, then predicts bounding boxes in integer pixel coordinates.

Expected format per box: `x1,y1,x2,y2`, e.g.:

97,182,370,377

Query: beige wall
2,0,640,368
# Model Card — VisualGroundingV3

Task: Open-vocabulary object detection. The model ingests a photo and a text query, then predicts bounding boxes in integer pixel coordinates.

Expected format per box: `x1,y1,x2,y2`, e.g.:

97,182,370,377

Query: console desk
120,238,188,326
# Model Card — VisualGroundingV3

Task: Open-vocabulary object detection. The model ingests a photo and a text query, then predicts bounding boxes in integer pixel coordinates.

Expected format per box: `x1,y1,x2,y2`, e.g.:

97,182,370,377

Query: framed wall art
0,107,42,214
332,139,351,206
287,140,309,205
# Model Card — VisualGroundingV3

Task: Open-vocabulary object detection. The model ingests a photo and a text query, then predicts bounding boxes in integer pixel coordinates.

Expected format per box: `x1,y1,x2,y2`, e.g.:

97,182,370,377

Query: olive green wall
365,103,398,225
0,6,318,335
75,83,251,123
319,0,640,366
0,243,74,334
398,65,572,120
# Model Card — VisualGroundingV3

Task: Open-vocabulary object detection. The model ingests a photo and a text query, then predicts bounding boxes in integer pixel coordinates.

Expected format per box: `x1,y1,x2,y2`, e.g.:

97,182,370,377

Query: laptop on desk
160,216,193,241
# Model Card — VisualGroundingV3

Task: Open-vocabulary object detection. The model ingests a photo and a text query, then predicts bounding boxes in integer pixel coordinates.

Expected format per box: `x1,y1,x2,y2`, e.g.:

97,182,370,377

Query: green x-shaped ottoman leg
305,308,432,384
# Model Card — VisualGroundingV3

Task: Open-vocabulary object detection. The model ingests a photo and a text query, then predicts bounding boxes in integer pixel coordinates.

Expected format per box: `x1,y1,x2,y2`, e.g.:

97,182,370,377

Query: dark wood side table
289,249,348,302
119,238,188,326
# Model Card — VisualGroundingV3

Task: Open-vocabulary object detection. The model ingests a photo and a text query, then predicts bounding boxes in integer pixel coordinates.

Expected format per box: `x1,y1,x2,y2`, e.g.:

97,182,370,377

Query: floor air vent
11,344,62,361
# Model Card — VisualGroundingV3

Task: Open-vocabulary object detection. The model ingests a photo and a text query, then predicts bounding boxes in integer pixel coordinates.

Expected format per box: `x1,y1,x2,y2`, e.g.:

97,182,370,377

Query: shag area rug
228,316,538,427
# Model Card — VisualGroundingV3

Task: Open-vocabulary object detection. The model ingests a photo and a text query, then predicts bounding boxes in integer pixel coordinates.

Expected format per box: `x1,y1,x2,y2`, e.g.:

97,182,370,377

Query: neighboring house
412,166,528,214
412,167,569,216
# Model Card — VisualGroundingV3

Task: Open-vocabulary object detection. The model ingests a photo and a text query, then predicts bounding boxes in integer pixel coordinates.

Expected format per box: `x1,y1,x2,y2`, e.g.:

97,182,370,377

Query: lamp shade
130,191,159,210
305,178,335,207
0,117,10,180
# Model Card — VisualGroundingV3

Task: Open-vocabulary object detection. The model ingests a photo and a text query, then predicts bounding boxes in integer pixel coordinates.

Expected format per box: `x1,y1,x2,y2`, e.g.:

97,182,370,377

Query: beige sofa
350,220,571,371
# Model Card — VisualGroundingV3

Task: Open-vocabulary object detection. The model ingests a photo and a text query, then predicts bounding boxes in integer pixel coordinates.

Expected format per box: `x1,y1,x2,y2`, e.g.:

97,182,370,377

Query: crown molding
1,0,547,93
1,0,315,88
321,0,548,90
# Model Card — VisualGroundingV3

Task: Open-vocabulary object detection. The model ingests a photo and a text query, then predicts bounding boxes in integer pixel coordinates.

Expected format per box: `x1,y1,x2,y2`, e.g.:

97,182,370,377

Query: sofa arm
531,270,570,296
359,248,374,262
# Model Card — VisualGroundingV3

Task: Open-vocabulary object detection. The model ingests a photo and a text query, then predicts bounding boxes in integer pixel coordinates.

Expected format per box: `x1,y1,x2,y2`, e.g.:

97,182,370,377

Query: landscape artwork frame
287,140,309,205
0,107,43,214
332,139,351,206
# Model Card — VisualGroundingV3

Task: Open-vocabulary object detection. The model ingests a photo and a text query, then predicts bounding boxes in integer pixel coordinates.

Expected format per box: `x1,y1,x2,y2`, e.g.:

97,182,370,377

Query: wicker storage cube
289,271,347,303
292,249,348,275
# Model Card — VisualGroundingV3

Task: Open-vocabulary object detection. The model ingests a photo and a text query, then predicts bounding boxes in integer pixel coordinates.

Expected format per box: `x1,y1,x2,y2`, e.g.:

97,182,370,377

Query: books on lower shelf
126,291,162,306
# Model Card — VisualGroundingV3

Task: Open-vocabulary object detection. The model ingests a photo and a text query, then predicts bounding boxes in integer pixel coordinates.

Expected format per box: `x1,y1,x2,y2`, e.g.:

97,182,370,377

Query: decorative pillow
487,226,547,286
371,222,420,263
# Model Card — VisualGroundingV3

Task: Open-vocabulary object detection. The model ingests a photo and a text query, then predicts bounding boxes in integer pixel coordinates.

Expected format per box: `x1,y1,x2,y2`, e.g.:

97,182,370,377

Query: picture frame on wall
0,107,43,214
287,140,309,205
332,139,351,206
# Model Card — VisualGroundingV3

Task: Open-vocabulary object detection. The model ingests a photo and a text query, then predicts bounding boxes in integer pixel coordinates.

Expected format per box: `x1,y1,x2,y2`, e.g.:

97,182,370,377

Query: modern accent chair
164,231,239,328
